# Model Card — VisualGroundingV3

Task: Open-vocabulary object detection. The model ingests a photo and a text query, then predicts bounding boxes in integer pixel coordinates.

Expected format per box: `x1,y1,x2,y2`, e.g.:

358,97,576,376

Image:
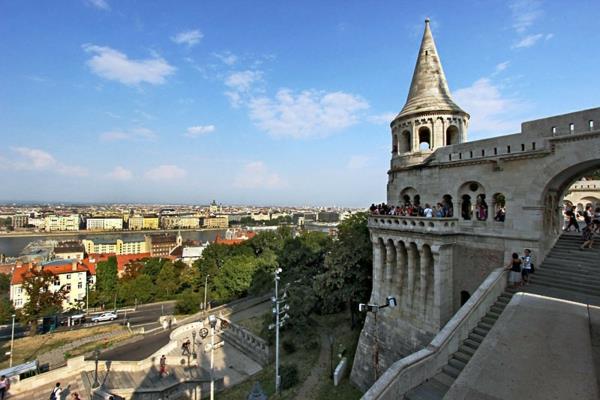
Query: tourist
476,194,488,221
505,252,522,287
593,207,600,233
181,339,191,356
435,203,444,217
494,206,506,222
521,249,533,285
50,383,62,400
564,207,580,232
0,375,9,400
584,205,594,226
423,203,433,218
580,224,595,250
71,393,81,400
159,355,167,376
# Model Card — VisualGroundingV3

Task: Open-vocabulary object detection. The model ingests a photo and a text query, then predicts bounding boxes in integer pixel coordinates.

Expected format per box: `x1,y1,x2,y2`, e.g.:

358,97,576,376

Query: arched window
446,125,459,145
418,127,431,151
493,193,506,222
399,130,411,153
392,133,398,154
461,195,472,220
400,187,418,206
475,194,488,221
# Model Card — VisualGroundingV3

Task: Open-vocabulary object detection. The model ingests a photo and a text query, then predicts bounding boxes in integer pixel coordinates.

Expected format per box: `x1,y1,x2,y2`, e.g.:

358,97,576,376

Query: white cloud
100,127,157,141
185,125,215,138
145,165,187,181
171,30,204,47
214,51,238,66
225,70,263,92
107,166,133,181
5,147,88,177
83,44,175,86
346,155,369,170
233,161,285,189
509,0,542,33
494,61,510,74
454,78,523,135
86,0,110,11
248,89,369,139
512,33,544,49
367,112,396,125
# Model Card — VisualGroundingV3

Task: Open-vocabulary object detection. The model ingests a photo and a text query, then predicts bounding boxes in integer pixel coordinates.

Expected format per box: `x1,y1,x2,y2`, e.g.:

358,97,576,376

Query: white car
91,312,118,323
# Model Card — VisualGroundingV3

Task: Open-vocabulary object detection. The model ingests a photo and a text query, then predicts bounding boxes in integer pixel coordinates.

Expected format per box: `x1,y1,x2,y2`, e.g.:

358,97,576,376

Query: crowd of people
564,204,598,249
370,201,454,218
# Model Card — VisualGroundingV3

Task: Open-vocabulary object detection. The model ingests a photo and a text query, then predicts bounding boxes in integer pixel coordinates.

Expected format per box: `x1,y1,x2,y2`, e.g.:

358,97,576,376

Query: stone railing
361,268,508,400
219,317,271,367
369,216,459,235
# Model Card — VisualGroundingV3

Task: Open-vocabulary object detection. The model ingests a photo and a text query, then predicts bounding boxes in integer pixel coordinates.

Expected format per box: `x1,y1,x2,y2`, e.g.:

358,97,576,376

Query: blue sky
1,0,599,206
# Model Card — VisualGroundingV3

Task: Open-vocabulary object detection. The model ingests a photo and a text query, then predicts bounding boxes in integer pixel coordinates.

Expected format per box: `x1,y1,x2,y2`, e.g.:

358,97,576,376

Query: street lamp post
192,330,197,358
358,296,397,381
268,268,289,395
208,315,217,400
328,334,334,380
92,349,100,388
9,314,15,368
203,274,210,317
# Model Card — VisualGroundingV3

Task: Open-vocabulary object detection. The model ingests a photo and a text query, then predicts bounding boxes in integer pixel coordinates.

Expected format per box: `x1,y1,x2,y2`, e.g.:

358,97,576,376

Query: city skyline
1,1,599,206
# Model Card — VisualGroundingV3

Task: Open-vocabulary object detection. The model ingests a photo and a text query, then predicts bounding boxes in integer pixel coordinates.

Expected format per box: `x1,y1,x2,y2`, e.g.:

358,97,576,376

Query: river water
0,230,226,257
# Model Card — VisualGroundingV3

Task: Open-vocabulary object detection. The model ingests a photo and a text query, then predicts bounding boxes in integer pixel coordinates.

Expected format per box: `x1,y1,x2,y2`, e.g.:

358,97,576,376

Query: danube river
0,229,227,257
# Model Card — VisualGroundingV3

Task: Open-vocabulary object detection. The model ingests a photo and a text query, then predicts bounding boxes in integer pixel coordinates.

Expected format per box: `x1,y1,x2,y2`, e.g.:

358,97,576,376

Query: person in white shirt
423,204,433,218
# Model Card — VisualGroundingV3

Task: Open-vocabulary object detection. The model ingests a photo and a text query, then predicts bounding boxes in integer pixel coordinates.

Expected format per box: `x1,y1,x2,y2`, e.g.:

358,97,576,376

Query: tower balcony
369,215,459,235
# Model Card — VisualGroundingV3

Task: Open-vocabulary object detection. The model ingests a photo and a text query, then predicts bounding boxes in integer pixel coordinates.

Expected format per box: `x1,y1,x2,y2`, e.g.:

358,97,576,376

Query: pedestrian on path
521,249,533,285
564,207,580,232
159,355,167,377
580,224,595,250
70,393,81,400
50,383,62,400
0,375,10,400
505,252,522,287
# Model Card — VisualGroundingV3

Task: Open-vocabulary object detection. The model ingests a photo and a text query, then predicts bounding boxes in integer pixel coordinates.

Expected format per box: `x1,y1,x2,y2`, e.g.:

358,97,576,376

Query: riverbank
0,227,223,238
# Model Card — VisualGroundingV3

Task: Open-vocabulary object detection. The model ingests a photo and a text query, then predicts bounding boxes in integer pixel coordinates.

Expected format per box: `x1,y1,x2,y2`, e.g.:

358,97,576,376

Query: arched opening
399,130,411,153
493,193,507,222
460,290,471,306
413,194,421,207
446,125,459,146
475,193,489,221
400,187,418,207
458,181,486,221
392,133,398,155
418,127,431,151
442,194,454,217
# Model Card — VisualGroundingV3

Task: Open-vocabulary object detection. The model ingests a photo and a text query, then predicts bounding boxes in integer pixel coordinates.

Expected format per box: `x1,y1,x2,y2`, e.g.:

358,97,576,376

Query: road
0,301,175,341
98,297,270,361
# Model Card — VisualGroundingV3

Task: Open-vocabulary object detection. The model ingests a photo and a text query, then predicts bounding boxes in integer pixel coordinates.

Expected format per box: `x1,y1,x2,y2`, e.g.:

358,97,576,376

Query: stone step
473,327,488,337
541,263,600,276
458,345,476,356
482,316,498,325
543,253,600,265
433,372,456,387
442,364,461,378
478,321,493,331
448,357,467,371
528,277,600,297
490,305,505,314
468,333,485,343
522,284,600,307
534,269,600,283
530,274,600,293
453,350,472,364
463,338,480,350
405,377,450,400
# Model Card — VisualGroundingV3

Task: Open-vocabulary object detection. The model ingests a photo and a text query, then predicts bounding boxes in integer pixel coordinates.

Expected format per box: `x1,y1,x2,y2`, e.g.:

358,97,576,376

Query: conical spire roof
396,19,467,120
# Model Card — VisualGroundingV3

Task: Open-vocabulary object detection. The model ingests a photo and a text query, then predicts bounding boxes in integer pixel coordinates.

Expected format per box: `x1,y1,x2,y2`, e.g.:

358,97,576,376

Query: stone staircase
404,291,514,400
524,233,600,306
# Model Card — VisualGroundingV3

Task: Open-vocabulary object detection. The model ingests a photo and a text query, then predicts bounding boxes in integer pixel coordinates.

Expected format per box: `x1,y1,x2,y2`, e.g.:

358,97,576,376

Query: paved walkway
445,293,599,400
294,332,329,399
9,374,84,400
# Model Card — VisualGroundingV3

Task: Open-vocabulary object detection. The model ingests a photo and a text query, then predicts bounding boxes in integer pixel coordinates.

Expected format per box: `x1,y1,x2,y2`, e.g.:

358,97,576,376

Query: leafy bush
280,364,299,390
282,340,296,354
175,290,200,315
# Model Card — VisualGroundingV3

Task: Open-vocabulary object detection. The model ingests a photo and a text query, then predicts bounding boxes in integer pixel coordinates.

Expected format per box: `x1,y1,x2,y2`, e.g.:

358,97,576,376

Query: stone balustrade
369,215,459,235
219,317,270,367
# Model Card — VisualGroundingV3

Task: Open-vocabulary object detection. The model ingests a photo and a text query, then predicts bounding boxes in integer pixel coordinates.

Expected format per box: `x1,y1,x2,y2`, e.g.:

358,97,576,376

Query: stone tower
391,18,469,163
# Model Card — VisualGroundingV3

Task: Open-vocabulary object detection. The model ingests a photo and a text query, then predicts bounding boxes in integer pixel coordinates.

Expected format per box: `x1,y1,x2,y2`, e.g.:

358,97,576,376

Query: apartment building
81,238,148,255
86,217,123,231
203,216,229,229
45,214,80,231
160,215,200,229
128,214,160,230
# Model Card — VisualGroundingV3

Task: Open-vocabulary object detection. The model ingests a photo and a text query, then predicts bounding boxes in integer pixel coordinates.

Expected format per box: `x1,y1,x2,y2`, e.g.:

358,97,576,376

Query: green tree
118,274,155,305
96,256,118,307
0,298,15,324
0,273,11,294
212,254,258,301
314,212,372,327
175,289,200,314
21,269,67,333
156,262,180,298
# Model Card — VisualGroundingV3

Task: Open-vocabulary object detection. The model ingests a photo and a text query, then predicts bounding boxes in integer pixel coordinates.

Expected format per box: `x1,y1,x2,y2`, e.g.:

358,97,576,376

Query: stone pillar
395,241,406,301
459,117,468,143
432,247,453,329
371,238,383,303
406,244,417,309
420,247,428,315
385,241,396,301
433,117,444,149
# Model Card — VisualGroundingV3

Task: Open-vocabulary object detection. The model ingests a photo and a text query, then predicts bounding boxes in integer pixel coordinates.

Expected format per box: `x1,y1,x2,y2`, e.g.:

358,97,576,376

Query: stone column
432,247,453,329
420,247,428,315
406,244,417,309
395,241,406,301
371,238,383,303
459,118,468,144
385,241,396,301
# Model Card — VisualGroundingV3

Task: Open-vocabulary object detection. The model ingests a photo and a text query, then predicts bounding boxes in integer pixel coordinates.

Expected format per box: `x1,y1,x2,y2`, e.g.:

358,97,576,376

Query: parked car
91,312,118,323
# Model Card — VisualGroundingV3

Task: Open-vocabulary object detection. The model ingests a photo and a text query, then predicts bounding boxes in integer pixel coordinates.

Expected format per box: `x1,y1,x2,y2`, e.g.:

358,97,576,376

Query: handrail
362,267,508,399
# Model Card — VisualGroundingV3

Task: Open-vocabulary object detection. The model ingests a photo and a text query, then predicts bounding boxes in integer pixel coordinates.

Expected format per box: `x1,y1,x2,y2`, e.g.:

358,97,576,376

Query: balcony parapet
368,215,459,235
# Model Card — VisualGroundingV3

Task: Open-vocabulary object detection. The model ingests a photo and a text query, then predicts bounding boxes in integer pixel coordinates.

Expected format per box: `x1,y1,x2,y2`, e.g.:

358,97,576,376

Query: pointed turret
396,18,467,120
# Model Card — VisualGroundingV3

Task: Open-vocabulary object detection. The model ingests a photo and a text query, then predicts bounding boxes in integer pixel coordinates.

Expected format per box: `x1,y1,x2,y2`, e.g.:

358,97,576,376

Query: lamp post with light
9,314,15,368
268,268,289,395
208,314,217,400
358,296,397,381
